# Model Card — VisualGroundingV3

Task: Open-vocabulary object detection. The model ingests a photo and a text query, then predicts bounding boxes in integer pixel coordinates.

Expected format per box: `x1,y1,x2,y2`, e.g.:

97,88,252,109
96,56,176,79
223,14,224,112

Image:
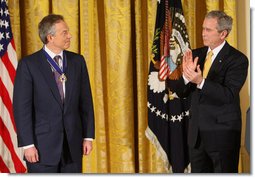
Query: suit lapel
37,49,63,109
63,51,75,113
207,42,230,78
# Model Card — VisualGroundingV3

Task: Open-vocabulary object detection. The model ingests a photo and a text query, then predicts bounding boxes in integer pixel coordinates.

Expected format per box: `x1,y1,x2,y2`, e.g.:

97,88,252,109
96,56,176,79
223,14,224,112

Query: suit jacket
176,42,248,151
13,49,95,165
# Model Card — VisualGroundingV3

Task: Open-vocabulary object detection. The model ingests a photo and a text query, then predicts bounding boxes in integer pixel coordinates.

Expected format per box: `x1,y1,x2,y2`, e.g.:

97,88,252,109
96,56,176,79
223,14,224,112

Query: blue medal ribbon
43,50,67,76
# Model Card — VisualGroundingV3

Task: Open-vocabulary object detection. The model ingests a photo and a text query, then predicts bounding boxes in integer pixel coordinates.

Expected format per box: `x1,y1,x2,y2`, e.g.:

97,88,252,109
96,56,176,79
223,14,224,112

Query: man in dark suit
176,11,248,172
13,14,95,173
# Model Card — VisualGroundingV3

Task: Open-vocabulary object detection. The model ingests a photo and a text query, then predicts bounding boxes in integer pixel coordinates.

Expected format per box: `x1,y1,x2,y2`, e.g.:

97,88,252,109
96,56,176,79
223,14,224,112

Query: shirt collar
44,45,63,60
207,41,226,59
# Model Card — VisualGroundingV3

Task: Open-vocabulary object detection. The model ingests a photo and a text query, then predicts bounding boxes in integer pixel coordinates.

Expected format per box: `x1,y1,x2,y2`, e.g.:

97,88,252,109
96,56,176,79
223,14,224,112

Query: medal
43,50,68,82
59,73,67,83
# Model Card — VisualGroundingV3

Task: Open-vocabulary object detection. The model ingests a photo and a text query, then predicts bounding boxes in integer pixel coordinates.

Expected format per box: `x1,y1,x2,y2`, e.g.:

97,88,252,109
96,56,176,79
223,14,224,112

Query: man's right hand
183,49,199,79
182,49,198,71
24,146,39,163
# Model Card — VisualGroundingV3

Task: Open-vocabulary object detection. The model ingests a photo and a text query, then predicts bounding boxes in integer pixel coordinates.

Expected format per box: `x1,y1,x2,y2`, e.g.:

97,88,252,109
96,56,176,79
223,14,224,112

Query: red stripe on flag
0,117,26,173
1,52,16,84
159,56,170,80
0,156,10,173
11,39,17,50
0,79,16,132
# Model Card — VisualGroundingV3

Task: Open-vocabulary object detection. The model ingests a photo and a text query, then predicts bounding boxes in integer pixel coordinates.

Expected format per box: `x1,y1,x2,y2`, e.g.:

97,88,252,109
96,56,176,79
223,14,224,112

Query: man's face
202,17,225,49
51,20,72,51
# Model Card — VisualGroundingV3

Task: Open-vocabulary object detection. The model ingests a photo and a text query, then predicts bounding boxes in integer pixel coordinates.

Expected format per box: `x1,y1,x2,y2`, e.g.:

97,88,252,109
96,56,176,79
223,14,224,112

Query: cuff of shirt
23,138,93,149
197,78,205,89
84,138,93,141
182,75,190,85
23,144,35,149
23,139,93,149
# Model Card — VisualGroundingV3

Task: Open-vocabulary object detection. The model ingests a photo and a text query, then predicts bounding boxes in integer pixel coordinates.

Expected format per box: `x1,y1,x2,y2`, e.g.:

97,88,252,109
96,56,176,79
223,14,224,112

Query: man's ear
220,30,228,39
47,34,53,43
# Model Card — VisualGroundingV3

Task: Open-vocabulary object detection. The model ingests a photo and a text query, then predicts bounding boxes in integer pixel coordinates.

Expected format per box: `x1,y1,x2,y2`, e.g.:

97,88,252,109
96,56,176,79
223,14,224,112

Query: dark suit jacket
176,42,248,151
13,49,95,165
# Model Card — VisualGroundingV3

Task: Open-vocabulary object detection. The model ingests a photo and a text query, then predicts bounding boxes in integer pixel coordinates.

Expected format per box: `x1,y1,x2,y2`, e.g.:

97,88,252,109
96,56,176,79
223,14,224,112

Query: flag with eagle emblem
145,0,191,173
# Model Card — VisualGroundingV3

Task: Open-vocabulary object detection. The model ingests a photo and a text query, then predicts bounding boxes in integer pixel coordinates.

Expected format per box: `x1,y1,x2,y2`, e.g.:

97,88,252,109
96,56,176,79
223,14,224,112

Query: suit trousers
189,133,240,173
26,131,82,173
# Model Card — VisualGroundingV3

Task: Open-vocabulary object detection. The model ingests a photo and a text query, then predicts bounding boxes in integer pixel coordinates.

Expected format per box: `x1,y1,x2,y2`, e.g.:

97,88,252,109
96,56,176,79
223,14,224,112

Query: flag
0,0,26,173
145,0,190,173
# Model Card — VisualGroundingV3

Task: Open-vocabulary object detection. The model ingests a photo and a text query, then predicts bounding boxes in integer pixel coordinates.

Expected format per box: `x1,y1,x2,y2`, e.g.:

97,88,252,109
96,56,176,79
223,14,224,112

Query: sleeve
13,59,35,147
79,56,95,139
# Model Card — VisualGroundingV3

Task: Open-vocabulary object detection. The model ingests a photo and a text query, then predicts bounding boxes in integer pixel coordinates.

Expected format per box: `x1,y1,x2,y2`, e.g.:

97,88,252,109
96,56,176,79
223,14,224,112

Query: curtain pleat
206,0,220,11
182,0,196,48
224,0,237,48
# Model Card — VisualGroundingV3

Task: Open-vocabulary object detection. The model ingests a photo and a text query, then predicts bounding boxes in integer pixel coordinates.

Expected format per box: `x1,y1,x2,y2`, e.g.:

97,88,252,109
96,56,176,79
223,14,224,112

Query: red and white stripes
0,40,26,173
159,55,170,81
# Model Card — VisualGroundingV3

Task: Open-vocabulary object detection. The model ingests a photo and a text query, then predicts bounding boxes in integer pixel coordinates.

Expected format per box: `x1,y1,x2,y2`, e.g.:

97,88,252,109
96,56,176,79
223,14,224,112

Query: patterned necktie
203,51,213,78
53,55,64,103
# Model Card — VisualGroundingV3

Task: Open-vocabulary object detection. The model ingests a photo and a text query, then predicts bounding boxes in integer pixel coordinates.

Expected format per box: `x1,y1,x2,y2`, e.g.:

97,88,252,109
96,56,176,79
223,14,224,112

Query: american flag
0,0,26,173
159,55,170,80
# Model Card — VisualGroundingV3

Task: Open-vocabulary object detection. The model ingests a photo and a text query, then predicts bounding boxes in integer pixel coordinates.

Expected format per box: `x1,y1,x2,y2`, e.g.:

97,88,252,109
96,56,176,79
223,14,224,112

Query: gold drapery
206,0,220,11
8,0,249,173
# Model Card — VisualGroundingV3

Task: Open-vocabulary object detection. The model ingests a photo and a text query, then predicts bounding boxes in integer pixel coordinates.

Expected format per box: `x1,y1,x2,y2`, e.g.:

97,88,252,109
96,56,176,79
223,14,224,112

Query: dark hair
38,14,64,44
206,10,233,36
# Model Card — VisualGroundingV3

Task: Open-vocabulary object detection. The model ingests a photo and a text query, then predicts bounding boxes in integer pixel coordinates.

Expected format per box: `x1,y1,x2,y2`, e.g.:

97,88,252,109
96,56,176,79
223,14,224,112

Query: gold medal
59,74,67,83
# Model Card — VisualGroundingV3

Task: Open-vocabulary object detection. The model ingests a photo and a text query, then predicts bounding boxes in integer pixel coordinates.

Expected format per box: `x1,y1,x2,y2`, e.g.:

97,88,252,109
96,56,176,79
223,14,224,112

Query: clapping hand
183,49,203,85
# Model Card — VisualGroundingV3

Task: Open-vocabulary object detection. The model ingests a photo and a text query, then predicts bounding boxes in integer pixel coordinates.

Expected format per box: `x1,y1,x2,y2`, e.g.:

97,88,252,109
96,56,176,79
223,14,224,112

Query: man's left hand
184,64,203,85
83,140,93,155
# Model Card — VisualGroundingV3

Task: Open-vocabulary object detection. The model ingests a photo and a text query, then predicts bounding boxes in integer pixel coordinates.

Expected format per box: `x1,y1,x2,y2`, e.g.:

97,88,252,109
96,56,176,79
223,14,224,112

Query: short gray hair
38,14,64,44
205,10,233,36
